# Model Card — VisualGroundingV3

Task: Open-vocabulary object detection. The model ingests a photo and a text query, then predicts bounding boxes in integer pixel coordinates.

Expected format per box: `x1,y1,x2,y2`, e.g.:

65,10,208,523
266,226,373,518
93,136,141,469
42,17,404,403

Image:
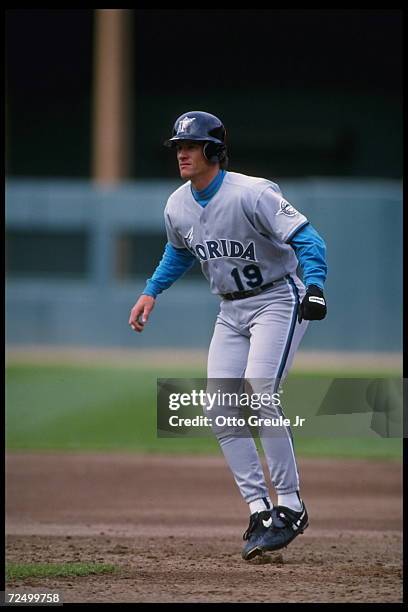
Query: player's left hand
298,285,327,323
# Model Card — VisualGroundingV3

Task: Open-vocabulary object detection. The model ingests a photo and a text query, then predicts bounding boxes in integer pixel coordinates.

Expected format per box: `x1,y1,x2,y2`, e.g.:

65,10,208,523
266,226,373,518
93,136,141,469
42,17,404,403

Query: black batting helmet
164,111,227,163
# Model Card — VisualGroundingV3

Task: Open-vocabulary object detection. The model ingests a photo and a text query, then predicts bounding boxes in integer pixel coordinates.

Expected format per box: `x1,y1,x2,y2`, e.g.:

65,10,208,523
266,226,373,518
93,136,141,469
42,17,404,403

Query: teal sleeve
288,223,327,290
142,242,196,298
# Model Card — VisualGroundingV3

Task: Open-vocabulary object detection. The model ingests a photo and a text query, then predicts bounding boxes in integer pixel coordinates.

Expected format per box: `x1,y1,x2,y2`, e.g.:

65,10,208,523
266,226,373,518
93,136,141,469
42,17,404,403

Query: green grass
292,436,402,460
6,562,116,580
5,363,402,460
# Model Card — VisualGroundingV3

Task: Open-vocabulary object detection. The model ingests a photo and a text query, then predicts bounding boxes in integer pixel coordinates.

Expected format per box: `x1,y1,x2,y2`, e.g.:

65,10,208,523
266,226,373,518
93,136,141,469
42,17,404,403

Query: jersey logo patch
183,227,194,250
177,117,196,134
277,199,298,217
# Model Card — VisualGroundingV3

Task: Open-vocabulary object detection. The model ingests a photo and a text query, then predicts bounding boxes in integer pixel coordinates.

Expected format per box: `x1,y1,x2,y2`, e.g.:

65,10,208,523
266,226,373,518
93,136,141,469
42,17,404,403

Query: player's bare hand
129,295,156,332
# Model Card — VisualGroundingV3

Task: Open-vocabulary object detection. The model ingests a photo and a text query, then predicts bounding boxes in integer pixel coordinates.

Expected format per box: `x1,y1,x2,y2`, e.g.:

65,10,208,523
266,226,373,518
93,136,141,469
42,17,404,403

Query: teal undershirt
190,169,226,206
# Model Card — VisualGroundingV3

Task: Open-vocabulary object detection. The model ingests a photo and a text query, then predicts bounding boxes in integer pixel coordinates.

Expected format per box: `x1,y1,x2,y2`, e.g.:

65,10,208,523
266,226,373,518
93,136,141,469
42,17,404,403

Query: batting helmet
164,111,227,163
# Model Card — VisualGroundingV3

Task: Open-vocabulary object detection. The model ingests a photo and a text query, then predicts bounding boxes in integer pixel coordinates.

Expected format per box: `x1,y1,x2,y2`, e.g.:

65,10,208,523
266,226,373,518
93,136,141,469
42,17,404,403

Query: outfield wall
6,178,402,351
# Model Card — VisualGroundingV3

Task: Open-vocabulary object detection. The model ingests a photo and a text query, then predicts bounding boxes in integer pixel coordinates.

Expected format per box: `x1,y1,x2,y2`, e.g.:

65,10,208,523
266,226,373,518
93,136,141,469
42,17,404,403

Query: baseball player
129,111,327,560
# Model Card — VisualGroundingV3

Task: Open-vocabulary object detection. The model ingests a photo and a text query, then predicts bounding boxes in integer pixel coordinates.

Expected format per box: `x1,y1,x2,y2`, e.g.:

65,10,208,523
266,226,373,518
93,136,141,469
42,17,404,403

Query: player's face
176,141,210,180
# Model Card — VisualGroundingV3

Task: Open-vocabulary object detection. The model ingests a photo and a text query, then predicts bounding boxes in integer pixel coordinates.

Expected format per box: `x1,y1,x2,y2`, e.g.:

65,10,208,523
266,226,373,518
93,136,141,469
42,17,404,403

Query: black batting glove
298,285,327,323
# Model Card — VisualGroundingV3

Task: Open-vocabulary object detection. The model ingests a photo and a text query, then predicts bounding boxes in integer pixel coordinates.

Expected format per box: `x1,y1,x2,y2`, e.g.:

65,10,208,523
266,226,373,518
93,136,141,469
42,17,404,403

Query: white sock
277,491,302,512
249,496,272,515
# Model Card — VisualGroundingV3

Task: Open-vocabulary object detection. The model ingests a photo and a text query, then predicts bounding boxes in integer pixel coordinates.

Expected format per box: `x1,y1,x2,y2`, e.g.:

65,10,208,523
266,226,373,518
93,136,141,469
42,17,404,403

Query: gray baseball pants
206,274,309,503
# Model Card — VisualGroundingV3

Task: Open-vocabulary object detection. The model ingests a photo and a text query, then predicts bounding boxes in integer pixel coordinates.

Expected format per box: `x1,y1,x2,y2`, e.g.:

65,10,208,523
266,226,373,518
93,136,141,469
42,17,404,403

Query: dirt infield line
5,453,402,603
5,346,402,371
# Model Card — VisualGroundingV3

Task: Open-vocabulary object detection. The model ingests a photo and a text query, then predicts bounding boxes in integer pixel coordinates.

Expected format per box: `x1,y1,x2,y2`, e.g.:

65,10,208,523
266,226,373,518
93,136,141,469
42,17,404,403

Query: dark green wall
6,9,402,179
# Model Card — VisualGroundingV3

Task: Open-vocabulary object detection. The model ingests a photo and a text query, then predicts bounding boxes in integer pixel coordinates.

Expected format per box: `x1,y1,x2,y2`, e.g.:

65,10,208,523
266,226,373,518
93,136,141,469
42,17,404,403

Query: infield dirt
6,453,402,603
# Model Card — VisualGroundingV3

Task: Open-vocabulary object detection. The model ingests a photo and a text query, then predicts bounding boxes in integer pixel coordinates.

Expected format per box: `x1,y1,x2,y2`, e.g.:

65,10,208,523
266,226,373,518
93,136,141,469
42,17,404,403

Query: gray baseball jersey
164,171,308,294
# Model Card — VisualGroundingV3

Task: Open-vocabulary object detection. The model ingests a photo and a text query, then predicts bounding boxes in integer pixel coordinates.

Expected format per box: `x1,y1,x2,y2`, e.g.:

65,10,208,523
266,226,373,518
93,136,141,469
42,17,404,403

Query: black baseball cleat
259,503,309,553
241,509,273,561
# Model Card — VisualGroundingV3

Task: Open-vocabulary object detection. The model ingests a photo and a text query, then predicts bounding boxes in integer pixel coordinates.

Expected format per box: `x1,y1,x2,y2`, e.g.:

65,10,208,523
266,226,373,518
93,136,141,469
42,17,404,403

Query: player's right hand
129,295,156,332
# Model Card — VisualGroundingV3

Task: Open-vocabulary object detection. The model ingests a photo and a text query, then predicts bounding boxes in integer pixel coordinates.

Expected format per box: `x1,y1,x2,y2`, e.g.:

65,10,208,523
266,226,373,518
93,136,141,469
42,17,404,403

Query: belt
221,281,277,301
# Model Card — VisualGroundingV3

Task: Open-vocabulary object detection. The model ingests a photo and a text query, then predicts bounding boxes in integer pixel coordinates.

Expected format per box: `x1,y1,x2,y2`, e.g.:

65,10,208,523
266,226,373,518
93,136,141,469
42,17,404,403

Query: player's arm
129,243,195,332
252,186,327,322
287,223,328,322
